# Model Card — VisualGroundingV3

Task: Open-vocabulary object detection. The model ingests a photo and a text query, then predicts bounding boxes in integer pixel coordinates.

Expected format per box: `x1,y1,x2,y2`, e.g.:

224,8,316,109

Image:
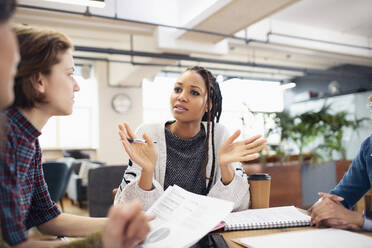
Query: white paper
139,185,234,248
237,228,372,248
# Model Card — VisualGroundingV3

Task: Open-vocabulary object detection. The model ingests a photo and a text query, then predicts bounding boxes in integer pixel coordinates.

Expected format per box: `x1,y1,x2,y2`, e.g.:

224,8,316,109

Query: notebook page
236,228,372,248
224,206,310,230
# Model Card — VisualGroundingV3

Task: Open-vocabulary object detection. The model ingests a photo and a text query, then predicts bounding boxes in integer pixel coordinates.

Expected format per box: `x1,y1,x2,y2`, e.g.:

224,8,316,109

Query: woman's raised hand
118,122,157,173
219,131,266,167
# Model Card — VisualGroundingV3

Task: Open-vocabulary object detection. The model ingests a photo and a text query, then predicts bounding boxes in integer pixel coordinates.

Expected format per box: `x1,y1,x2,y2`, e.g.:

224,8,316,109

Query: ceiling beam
177,0,299,43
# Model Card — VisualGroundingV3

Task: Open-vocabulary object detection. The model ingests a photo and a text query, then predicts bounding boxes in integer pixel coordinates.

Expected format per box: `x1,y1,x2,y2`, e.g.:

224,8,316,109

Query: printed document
139,185,234,248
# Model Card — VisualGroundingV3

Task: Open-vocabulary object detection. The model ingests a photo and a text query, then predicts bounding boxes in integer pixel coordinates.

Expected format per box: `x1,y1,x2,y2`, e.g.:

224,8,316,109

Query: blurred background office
13,0,372,220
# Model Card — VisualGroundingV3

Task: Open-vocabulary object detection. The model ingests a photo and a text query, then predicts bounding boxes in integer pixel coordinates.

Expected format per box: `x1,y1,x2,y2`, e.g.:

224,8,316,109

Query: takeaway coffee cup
248,173,271,209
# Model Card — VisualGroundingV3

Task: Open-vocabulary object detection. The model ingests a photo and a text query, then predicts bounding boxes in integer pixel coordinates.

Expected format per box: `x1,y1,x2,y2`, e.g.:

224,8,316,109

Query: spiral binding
225,218,310,231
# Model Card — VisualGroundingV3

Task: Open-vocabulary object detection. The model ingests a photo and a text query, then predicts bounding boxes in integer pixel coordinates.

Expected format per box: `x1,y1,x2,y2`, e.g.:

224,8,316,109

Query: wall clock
111,93,132,114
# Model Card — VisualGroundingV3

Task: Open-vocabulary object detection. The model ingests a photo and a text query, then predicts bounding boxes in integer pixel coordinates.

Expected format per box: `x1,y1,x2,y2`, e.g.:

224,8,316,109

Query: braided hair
186,66,223,193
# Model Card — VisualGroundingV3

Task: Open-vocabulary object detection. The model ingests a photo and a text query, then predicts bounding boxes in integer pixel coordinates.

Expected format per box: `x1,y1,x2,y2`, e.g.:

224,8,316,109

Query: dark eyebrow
175,82,202,90
190,85,202,90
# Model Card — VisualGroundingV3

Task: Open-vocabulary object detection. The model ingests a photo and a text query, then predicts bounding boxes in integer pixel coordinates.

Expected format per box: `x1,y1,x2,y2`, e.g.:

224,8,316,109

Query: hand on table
309,192,363,230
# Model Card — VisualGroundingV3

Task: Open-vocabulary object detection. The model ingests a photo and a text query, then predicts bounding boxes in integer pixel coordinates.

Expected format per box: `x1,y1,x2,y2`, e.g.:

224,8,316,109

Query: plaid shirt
0,107,60,245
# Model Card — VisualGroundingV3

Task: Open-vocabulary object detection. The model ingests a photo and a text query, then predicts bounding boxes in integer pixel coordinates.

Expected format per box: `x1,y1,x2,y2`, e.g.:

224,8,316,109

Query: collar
6,107,41,141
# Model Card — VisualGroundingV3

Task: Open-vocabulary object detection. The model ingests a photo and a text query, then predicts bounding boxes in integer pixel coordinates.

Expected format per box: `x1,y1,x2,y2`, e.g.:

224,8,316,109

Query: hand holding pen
118,122,158,174
127,138,157,144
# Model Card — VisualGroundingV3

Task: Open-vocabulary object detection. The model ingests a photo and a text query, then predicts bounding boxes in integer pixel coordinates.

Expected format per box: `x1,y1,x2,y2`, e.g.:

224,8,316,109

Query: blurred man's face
0,20,19,109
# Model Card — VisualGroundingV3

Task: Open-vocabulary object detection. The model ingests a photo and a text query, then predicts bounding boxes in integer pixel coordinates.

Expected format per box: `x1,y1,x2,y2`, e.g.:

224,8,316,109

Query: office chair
87,165,128,217
42,161,76,211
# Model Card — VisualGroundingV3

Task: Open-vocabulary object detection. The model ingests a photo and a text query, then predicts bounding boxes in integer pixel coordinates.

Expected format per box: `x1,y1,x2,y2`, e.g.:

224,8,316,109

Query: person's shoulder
3,109,21,138
363,134,372,150
357,134,372,158
213,122,227,130
213,122,229,135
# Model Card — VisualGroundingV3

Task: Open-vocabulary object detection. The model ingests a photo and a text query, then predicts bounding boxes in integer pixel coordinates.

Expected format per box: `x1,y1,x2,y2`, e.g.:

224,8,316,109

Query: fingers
142,133,155,147
103,201,150,248
240,153,260,162
243,143,266,155
324,218,347,227
322,218,360,231
244,134,262,144
112,188,118,199
310,196,348,228
118,124,128,141
310,198,331,226
125,210,151,245
239,143,266,162
226,130,241,144
318,192,344,202
346,224,360,231
313,213,331,227
123,122,136,139
118,124,132,152
103,202,141,248
330,222,359,231
245,137,267,149
120,133,134,157
308,202,317,213
146,215,156,222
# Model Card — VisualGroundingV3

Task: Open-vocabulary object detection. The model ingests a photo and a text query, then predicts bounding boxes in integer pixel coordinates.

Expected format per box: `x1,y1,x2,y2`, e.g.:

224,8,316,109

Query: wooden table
219,226,372,248
219,208,372,247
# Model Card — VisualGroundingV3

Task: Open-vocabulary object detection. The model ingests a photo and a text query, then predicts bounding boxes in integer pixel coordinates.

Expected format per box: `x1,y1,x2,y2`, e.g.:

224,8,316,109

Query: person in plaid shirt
0,2,151,247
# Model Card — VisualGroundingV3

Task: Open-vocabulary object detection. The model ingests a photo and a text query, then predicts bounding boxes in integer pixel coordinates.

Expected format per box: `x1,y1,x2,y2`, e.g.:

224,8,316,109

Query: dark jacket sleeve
330,136,372,209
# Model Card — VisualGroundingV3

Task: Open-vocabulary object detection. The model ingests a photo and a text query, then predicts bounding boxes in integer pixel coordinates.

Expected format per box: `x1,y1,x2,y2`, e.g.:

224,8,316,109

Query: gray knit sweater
163,122,207,195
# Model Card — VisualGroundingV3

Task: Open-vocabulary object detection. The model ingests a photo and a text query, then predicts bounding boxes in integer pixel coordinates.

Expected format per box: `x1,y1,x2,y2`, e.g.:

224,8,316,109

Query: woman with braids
114,66,266,211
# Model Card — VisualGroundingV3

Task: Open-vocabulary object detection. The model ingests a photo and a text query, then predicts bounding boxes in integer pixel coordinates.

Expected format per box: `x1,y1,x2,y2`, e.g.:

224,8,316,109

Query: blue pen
127,138,157,144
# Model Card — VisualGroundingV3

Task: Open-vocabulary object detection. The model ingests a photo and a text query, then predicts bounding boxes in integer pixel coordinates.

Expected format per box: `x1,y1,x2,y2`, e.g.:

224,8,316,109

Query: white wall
95,61,143,165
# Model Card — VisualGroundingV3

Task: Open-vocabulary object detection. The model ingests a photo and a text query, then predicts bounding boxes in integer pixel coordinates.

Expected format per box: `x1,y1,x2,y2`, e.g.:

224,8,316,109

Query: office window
143,75,283,144
39,65,99,149
219,78,283,143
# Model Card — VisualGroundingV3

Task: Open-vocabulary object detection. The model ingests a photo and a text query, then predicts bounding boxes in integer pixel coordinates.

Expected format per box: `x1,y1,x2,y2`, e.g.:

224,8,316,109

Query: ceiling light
280,82,296,90
44,0,105,8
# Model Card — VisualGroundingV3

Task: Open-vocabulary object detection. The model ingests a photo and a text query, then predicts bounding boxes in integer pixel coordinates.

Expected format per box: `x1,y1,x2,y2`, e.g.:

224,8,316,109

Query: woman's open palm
118,122,157,173
219,131,266,166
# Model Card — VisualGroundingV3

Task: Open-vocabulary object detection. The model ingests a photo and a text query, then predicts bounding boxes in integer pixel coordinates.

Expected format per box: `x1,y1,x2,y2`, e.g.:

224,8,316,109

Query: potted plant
243,104,368,207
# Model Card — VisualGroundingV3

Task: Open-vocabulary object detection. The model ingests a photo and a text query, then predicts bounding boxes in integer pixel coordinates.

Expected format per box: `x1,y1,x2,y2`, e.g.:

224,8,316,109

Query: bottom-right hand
322,218,360,231
310,195,364,229
103,201,154,248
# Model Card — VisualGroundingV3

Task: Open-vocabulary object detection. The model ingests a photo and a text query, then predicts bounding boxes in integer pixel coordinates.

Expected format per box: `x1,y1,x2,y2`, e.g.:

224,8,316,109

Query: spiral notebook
223,206,311,231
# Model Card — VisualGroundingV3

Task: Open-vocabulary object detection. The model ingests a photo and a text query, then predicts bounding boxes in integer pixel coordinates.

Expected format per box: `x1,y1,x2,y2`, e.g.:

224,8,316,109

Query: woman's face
0,21,19,110
40,49,80,116
170,70,209,123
